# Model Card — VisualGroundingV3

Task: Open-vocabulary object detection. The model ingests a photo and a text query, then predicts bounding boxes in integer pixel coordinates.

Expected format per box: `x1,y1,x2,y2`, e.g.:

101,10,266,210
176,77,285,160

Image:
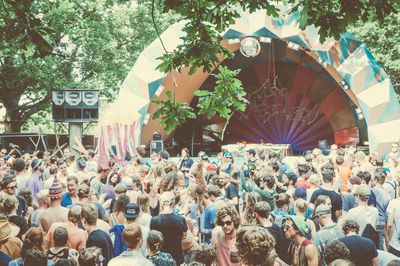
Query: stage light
143,113,151,124
340,80,350,90
228,38,240,44
154,85,165,97
317,57,328,68
355,108,364,120
287,41,300,51
260,37,272,43
240,37,261,57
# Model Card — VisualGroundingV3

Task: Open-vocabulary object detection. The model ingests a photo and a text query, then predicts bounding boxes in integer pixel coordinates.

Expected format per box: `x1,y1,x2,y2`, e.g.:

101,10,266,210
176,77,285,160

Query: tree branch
19,93,51,121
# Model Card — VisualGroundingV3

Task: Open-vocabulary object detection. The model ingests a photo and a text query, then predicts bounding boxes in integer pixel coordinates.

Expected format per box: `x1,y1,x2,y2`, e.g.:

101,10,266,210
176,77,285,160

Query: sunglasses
7,185,17,190
218,220,233,226
282,223,293,230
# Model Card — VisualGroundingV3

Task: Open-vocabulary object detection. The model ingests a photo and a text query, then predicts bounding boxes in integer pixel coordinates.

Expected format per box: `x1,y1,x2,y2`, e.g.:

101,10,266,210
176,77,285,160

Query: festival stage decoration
99,7,400,163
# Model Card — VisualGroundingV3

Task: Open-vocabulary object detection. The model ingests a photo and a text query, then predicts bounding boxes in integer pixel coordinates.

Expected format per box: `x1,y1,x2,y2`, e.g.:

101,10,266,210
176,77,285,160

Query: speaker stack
150,132,164,154
52,90,99,122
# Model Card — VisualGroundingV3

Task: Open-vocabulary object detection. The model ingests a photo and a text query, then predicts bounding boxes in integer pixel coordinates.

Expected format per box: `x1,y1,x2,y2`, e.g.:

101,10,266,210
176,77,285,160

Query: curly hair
216,206,241,229
236,225,276,266
323,240,350,265
342,219,359,235
192,244,216,266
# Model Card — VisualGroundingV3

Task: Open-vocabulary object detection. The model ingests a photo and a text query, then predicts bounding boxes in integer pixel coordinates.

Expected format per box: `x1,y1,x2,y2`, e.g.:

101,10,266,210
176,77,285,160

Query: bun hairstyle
147,230,164,253
274,193,291,209
294,198,309,214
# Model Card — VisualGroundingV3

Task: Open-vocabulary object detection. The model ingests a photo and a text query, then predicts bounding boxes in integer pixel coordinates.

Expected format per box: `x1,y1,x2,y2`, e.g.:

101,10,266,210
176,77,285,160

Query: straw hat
0,219,20,242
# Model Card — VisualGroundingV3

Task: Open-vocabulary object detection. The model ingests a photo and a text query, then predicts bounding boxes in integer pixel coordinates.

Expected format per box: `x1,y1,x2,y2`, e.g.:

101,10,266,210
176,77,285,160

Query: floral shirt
148,252,177,266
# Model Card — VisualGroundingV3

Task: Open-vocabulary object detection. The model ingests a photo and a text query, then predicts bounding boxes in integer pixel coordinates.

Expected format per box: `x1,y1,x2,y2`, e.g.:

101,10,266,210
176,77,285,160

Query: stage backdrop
99,7,400,165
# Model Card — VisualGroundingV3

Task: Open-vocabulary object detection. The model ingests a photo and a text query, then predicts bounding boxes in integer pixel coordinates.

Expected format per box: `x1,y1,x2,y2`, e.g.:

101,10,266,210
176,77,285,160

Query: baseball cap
355,184,371,197
124,203,140,220
314,204,331,217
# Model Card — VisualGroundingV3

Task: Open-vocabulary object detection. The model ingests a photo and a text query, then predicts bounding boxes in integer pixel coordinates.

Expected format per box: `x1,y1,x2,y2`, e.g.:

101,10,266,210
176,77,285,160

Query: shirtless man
39,177,68,233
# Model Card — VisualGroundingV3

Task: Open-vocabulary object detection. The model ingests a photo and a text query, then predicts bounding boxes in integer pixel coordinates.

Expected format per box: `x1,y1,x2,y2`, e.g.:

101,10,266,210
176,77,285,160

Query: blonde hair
295,198,308,214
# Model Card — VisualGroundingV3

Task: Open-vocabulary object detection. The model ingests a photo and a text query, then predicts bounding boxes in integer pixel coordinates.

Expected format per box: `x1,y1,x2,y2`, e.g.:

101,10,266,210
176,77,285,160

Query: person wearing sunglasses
283,215,319,266
0,175,27,218
212,206,241,266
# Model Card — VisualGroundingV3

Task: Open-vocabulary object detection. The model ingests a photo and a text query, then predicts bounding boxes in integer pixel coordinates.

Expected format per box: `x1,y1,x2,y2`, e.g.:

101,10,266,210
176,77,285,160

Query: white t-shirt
387,198,400,251
345,205,379,234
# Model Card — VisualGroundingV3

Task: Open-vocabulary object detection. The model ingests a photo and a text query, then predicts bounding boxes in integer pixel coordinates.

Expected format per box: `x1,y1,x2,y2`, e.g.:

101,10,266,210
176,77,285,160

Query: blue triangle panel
223,29,245,39
148,78,164,99
252,28,278,38
138,103,150,119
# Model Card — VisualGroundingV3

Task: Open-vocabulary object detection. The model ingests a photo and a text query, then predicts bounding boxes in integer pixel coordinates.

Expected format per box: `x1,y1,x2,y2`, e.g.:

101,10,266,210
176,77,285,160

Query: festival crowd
0,142,400,266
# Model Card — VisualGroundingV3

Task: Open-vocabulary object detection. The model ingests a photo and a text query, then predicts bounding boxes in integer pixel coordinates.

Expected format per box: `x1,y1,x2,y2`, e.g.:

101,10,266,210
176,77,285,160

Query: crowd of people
0,142,400,266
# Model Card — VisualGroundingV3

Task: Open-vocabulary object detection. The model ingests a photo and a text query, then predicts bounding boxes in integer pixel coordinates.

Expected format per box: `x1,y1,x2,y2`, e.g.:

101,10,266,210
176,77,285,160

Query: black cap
124,203,140,220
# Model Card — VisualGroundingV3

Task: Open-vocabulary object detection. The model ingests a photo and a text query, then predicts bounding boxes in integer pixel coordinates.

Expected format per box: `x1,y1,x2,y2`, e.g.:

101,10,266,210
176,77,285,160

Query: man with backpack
345,184,379,248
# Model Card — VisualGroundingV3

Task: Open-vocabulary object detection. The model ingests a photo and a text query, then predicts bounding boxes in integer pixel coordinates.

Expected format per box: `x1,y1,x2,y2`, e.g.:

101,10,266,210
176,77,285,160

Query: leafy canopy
152,90,196,134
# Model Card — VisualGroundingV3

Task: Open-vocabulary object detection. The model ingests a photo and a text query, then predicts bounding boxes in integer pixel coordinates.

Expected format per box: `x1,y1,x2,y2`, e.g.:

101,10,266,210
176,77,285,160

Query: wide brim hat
0,219,20,242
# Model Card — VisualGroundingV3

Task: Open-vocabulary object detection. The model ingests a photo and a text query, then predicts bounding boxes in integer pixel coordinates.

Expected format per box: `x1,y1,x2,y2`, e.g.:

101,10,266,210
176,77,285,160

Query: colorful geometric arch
102,8,400,157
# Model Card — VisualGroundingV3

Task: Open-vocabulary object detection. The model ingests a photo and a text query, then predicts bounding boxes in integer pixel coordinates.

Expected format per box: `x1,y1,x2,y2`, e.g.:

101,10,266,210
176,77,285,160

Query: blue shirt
0,252,11,266
61,192,73,208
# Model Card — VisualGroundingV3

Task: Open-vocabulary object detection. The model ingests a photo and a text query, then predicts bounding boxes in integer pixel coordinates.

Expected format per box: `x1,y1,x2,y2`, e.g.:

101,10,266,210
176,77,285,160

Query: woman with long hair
137,194,152,228
241,192,262,225
146,181,160,217
108,193,130,227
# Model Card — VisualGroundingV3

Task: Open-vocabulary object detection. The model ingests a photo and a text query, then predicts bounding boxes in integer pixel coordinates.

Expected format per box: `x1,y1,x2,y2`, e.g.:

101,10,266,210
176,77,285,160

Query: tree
0,0,174,132
150,0,398,134
349,13,400,95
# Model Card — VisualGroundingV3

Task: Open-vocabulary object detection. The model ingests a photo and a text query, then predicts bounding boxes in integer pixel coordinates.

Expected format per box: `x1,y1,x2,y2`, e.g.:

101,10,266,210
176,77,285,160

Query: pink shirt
214,229,241,266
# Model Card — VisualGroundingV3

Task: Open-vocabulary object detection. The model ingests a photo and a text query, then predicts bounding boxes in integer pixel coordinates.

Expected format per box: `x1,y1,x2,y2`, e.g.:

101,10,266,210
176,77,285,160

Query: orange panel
319,89,349,119
334,127,359,145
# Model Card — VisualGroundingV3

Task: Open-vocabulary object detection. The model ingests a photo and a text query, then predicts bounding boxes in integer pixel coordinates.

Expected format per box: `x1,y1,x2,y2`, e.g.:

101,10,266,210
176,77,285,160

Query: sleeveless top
215,231,241,266
150,200,160,217
290,239,314,266
47,247,69,261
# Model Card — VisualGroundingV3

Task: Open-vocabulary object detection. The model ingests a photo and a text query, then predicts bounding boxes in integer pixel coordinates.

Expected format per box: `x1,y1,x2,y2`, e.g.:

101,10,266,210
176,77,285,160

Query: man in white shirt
386,197,400,257
108,223,153,266
345,185,379,235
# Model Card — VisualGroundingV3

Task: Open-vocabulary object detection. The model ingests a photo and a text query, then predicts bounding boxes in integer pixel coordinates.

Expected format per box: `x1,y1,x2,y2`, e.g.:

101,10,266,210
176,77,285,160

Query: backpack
361,223,379,249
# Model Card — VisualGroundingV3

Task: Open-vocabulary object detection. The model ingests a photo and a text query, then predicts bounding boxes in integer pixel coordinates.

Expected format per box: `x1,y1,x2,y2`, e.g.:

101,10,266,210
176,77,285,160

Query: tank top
290,239,314,266
150,200,160,217
215,231,241,266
